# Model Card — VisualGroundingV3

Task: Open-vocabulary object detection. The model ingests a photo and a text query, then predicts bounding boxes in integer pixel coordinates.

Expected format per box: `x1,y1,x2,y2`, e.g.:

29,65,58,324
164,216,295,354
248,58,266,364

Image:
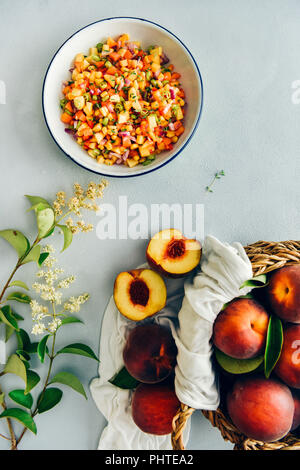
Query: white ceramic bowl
43,17,203,177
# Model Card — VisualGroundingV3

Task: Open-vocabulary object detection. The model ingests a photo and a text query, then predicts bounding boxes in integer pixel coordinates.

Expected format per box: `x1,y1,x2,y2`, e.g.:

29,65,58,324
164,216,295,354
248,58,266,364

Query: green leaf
4,354,27,383
25,370,40,394
38,252,49,266
5,325,14,342
57,224,73,252
43,227,55,239
0,306,19,330
37,388,63,414
21,245,41,265
50,372,87,399
8,390,33,409
16,350,31,361
60,316,84,326
8,280,29,290
6,291,31,304
215,348,264,375
56,343,99,361
16,329,31,351
25,195,52,209
264,316,283,379
37,335,50,363
26,342,38,354
10,310,24,322
36,207,55,239
240,274,268,290
109,367,140,390
0,229,30,258
0,408,37,434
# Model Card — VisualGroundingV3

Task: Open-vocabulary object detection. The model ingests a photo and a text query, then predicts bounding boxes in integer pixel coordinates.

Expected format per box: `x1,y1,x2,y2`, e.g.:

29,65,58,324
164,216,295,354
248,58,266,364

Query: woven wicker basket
171,240,300,450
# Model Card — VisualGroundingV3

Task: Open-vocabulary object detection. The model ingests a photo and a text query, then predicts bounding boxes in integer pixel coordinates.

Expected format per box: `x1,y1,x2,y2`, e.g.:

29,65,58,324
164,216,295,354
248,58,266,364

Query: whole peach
132,381,180,435
227,375,294,442
268,265,300,323
123,323,177,384
213,298,269,359
275,324,300,389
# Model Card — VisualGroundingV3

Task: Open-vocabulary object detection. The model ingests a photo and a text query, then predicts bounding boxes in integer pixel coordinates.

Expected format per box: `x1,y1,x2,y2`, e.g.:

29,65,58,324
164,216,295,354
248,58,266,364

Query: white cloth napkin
173,235,253,409
90,235,253,450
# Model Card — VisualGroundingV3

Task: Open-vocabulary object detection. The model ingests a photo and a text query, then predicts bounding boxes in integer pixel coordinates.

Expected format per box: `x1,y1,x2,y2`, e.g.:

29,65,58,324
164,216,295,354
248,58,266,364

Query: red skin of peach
123,324,177,384
132,382,180,435
227,376,294,442
268,265,300,323
291,390,300,431
275,324,300,389
213,299,269,359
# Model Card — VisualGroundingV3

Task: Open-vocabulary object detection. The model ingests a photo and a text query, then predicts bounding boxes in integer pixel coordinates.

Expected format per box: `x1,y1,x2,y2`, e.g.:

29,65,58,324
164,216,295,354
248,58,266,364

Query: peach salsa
60,34,186,167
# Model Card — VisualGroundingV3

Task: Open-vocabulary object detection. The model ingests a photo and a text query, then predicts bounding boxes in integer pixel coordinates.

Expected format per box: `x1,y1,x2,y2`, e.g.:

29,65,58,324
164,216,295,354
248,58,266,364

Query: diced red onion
65,128,74,134
118,79,124,91
122,150,129,160
169,88,175,100
116,158,123,164
119,131,130,137
154,70,160,79
168,122,175,131
109,151,121,158
129,135,136,142
107,103,114,113
124,78,131,86
161,53,169,65
127,42,136,53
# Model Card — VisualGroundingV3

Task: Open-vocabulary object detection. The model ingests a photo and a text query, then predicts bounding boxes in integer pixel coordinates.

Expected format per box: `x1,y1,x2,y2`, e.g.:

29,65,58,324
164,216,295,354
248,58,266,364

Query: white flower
31,244,90,333
64,293,90,313
42,244,55,254
30,300,49,319
48,318,62,333
31,323,46,335
43,256,58,269
57,275,76,289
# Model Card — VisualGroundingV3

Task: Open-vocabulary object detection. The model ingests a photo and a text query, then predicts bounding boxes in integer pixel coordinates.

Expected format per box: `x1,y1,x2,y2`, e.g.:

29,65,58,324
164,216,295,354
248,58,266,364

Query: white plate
43,17,203,177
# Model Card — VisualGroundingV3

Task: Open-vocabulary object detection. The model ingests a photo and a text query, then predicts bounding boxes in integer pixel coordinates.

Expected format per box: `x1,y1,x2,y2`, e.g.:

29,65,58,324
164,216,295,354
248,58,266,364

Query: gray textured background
0,0,299,450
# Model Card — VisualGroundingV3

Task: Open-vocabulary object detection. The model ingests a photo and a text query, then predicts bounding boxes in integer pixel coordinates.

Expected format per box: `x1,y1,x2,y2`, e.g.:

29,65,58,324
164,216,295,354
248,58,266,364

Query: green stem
0,386,17,450
0,236,40,304
16,327,57,447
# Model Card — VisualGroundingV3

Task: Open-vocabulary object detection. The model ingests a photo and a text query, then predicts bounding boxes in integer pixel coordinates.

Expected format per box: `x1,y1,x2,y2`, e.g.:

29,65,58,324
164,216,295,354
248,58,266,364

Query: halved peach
113,268,167,321
146,229,201,277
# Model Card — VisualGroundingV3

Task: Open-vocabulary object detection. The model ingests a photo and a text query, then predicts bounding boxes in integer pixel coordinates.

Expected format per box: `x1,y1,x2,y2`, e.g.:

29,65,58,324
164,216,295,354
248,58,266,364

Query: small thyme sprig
206,170,225,193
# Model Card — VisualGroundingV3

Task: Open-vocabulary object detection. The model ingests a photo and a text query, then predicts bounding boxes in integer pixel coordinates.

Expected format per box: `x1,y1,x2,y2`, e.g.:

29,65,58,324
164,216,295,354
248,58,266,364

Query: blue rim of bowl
42,16,204,178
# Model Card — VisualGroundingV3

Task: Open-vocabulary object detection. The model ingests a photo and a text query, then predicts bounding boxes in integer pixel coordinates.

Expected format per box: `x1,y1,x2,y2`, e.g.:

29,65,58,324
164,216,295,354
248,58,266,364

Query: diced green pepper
60,98,68,109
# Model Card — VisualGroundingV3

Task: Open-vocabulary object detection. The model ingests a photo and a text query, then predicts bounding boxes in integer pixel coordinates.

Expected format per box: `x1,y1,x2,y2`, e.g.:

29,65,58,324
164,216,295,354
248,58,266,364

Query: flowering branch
0,180,107,449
